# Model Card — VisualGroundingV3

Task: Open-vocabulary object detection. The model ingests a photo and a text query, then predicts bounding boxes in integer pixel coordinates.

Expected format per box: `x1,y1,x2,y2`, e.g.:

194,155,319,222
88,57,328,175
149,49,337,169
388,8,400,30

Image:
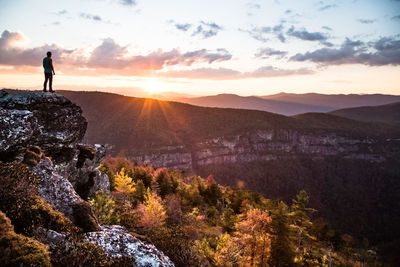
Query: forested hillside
95,155,382,266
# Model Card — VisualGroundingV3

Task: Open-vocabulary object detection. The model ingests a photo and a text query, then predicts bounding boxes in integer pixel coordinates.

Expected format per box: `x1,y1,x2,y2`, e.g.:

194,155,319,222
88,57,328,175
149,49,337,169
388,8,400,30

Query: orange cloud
0,30,232,77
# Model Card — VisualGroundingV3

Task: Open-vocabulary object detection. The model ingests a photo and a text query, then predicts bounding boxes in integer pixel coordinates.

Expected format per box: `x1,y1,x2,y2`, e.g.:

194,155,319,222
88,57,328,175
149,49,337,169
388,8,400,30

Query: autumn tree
135,188,167,229
114,168,136,196
234,208,271,266
165,194,183,225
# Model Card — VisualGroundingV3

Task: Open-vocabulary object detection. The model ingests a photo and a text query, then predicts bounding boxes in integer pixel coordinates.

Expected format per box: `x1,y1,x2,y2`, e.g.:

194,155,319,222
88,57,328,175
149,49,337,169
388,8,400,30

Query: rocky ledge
0,90,86,162
0,90,174,266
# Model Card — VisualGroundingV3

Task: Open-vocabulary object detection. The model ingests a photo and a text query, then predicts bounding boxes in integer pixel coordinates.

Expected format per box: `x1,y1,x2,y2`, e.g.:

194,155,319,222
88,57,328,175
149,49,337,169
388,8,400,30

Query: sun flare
141,78,164,95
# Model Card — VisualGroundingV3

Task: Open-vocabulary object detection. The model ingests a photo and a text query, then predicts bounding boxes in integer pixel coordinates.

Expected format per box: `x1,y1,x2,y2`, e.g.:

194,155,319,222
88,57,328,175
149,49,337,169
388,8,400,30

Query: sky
0,0,400,97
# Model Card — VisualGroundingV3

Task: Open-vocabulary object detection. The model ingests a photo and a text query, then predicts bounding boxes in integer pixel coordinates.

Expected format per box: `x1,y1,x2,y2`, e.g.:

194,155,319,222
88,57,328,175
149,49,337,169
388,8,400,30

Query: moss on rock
23,146,44,167
0,210,51,267
72,201,100,232
0,162,77,236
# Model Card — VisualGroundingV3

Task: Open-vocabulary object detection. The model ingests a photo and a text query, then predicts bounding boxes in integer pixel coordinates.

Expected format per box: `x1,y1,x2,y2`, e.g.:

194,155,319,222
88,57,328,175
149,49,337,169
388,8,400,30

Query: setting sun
141,79,164,95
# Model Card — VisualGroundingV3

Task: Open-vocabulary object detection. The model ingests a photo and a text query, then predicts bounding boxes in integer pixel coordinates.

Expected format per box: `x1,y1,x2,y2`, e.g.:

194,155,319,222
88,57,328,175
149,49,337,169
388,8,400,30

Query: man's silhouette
43,51,55,92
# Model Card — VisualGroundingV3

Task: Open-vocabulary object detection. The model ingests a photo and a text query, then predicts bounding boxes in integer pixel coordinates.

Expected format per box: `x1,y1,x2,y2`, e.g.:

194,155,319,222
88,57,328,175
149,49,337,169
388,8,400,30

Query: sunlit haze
0,0,399,97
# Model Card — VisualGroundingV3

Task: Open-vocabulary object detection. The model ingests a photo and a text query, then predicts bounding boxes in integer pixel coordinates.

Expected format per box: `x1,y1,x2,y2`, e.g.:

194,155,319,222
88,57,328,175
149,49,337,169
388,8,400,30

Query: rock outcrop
32,158,83,222
129,129,390,170
0,90,86,163
85,225,174,267
0,90,174,266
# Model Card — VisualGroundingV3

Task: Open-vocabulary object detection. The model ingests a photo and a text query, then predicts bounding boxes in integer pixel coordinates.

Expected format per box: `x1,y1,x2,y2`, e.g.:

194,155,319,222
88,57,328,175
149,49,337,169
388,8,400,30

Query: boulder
32,159,82,222
85,225,175,267
56,143,110,199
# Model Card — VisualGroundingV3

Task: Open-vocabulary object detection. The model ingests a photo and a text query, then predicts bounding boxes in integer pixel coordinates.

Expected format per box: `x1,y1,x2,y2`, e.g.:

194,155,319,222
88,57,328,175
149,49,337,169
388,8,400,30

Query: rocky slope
0,89,174,266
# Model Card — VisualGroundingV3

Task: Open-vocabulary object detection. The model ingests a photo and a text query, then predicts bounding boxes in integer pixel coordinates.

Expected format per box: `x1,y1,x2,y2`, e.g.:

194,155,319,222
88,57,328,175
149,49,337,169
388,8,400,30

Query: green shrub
89,191,120,224
0,210,51,267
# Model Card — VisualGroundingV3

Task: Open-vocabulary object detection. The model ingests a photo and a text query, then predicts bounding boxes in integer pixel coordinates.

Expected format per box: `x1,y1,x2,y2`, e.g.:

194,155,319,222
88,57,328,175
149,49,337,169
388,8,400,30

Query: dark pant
44,72,53,91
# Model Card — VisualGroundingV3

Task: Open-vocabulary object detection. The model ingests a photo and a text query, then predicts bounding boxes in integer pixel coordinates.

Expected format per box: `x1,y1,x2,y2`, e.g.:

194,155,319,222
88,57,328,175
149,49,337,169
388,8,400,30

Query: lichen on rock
85,225,175,267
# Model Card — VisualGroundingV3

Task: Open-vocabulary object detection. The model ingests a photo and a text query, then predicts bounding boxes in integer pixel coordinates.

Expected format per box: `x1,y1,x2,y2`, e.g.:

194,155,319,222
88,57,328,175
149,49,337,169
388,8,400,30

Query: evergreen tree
221,208,236,232
134,179,146,203
290,190,316,260
89,191,119,224
132,166,153,188
269,201,294,267
155,169,172,199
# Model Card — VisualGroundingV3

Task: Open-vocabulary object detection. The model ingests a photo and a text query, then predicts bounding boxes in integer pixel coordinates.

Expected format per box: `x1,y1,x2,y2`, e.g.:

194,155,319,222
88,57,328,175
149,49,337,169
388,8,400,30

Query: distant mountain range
166,92,400,116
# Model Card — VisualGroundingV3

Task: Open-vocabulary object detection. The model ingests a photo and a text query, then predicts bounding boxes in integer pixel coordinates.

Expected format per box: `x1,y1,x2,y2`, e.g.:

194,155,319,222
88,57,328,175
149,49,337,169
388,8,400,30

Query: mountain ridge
330,101,400,125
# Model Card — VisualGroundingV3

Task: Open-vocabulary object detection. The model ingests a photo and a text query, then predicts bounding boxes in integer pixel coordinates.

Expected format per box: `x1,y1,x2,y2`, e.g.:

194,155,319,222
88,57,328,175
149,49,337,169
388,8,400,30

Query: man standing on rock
43,51,55,93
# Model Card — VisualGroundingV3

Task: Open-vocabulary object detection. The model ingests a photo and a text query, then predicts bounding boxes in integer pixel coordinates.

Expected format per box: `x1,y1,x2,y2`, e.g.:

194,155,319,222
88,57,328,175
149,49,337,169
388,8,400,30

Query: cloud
56,10,67,15
175,23,192,32
255,48,288,59
322,26,332,31
287,26,327,41
241,22,286,43
86,40,232,72
192,21,223,38
246,66,314,77
160,66,314,80
358,19,376,24
161,67,241,80
391,15,400,20
286,26,332,46
246,3,261,9
246,2,261,15
318,4,337,11
171,21,222,38
0,30,75,66
0,30,316,80
120,0,136,6
181,48,231,64
80,13,103,22
0,30,232,76
290,37,400,66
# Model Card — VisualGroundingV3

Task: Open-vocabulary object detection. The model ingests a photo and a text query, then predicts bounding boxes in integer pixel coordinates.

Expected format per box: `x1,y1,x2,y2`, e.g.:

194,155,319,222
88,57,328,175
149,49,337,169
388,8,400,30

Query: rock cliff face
0,90,174,266
129,129,389,170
